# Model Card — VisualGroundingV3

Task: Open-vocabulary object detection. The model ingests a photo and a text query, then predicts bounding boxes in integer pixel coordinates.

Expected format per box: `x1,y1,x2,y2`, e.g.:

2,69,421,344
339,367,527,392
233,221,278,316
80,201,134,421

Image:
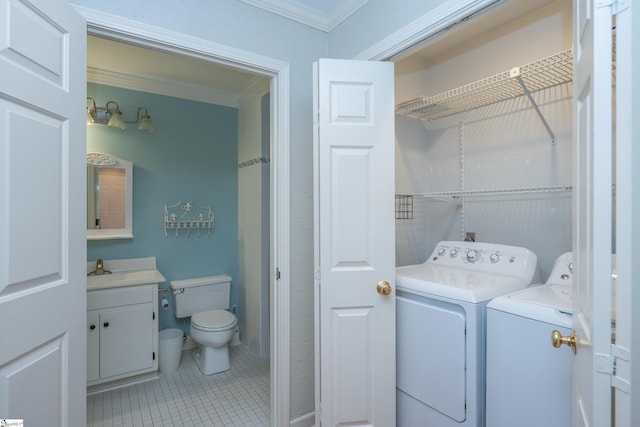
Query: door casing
72,5,292,426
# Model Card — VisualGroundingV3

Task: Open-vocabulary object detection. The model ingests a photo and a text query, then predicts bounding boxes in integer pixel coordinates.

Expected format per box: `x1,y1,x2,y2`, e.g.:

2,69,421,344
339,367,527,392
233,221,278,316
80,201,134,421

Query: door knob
377,280,392,296
551,330,577,354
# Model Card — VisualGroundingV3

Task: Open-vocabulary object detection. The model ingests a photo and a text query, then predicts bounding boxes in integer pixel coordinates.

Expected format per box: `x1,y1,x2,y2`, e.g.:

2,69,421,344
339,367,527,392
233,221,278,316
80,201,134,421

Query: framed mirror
87,152,133,240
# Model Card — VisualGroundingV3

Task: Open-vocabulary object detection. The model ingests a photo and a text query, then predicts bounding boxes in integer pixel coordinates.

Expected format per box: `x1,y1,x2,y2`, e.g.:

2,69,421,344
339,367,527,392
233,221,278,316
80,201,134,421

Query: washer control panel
428,240,539,283
546,252,574,286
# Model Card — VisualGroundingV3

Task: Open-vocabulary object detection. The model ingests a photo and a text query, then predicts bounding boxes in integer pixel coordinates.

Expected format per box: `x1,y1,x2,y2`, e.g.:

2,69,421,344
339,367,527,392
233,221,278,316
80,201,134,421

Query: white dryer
396,241,540,427
485,252,573,427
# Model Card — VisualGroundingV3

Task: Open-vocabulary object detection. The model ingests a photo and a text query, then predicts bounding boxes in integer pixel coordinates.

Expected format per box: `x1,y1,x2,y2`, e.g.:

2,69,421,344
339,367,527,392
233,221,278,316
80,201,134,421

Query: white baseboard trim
87,372,159,395
290,412,315,427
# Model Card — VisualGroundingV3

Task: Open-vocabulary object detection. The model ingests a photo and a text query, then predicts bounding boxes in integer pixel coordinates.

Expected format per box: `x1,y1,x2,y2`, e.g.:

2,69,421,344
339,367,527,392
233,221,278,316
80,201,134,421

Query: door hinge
276,268,281,280
153,351,156,361
596,345,631,394
614,0,629,14
611,344,631,393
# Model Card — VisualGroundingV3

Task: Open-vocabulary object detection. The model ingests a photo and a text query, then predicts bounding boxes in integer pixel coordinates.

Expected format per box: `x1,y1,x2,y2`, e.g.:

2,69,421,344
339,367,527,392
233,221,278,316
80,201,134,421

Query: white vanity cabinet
87,283,158,386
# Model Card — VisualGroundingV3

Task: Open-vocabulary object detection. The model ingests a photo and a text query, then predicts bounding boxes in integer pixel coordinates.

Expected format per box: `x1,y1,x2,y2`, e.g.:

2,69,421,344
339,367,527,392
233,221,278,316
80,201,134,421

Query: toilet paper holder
159,288,170,310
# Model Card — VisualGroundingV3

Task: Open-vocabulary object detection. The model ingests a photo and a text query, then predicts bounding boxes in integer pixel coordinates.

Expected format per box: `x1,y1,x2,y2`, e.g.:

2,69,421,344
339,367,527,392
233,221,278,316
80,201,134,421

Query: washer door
397,295,466,422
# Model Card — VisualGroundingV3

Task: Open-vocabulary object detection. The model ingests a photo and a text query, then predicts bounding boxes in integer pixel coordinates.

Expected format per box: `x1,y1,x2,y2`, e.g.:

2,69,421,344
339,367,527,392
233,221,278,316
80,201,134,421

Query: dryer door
397,295,466,422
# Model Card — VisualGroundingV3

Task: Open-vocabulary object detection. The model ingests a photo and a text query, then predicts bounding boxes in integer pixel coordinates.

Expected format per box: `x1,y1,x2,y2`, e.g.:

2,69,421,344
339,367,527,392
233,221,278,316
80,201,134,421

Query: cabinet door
99,303,154,379
87,311,100,382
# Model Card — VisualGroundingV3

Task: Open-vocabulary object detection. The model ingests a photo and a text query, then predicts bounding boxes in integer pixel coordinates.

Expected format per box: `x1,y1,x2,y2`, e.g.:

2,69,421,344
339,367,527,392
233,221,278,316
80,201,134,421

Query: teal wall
86,83,238,334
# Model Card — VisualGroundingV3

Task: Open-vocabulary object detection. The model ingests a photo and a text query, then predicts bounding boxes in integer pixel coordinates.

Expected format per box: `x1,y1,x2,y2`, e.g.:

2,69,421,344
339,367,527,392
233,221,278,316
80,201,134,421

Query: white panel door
314,58,395,426
572,0,613,425
0,0,86,426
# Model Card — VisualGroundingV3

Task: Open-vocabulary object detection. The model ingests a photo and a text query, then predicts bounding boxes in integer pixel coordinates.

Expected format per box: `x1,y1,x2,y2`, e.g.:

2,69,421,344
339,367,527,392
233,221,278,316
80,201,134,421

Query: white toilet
170,274,237,375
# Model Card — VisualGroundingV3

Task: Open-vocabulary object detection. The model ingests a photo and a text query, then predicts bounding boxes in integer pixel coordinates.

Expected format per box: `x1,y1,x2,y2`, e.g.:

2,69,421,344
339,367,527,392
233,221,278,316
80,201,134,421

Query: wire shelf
414,184,573,203
395,49,573,122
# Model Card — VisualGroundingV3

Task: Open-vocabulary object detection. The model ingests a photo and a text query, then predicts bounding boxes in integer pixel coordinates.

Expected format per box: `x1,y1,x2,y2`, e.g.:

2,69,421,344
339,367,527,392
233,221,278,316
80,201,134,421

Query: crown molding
78,6,275,107
236,75,272,106
240,0,369,32
86,67,247,107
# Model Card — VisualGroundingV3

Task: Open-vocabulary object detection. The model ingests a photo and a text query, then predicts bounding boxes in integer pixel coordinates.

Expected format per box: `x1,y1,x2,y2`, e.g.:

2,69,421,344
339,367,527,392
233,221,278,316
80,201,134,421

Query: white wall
238,93,270,358
394,0,573,278
329,0,454,58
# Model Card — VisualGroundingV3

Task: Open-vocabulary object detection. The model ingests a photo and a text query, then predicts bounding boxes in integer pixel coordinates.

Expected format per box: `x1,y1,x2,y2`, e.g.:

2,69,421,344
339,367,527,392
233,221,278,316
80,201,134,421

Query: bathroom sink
87,269,165,290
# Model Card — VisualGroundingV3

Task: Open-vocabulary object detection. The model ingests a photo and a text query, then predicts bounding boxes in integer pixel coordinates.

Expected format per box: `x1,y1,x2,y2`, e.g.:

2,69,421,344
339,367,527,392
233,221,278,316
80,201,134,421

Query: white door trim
72,6,291,426
353,0,501,61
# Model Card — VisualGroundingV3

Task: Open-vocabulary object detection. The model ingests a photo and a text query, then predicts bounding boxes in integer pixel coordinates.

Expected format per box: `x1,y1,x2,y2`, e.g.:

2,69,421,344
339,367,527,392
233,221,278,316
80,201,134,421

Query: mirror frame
87,152,133,240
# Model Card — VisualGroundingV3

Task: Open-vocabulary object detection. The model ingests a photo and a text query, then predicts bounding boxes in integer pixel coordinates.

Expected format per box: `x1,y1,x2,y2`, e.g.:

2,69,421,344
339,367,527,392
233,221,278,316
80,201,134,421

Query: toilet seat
191,310,236,332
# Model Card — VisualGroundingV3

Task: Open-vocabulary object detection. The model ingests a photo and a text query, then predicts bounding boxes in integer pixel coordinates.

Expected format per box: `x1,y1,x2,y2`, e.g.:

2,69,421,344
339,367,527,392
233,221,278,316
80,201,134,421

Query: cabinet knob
89,324,96,330
103,322,110,328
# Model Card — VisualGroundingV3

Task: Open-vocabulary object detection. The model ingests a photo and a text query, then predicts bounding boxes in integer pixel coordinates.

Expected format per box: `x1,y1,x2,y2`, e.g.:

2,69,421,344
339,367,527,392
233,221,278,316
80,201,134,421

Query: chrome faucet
95,257,105,275
87,257,111,276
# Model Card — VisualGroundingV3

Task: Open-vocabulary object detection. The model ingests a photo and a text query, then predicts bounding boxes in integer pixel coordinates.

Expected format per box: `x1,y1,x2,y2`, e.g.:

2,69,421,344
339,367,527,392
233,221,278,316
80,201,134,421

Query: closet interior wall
394,0,573,280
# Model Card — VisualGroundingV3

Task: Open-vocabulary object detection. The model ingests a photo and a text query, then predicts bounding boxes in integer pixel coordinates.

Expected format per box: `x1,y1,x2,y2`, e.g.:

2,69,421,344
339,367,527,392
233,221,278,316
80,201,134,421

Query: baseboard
290,412,315,427
87,372,159,395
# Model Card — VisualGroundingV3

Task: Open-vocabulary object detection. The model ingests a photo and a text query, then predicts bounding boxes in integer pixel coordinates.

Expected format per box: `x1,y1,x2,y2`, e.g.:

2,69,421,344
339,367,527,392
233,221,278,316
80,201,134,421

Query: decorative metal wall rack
164,201,214,237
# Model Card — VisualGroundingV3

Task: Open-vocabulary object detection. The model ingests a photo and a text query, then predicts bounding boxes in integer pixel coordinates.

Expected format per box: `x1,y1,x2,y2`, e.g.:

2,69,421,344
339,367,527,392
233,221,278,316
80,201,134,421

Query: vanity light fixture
86,97,155,132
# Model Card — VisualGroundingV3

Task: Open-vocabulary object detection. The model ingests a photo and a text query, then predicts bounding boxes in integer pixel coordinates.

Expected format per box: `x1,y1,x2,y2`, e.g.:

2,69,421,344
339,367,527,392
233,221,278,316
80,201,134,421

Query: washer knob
466,249,480,262
489,253,500,263
438,248,446,256
450,249,458,257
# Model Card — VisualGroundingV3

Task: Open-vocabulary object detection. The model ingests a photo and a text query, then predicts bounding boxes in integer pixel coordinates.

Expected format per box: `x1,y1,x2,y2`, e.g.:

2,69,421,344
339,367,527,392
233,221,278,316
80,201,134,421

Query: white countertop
86,257,165,290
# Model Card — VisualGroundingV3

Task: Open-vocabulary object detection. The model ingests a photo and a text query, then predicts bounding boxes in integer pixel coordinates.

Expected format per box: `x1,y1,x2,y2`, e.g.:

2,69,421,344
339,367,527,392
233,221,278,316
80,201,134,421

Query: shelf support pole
514,74,557,144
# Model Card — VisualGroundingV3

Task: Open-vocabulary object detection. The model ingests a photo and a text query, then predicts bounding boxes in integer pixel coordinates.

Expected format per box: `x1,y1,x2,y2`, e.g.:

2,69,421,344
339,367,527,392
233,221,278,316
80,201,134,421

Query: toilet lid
191,310,236,331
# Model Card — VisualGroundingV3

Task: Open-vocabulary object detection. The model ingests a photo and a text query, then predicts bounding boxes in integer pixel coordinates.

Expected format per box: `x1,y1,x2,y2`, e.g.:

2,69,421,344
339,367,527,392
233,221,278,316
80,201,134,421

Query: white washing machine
485,252,573,427
396,241,540,427
486,253,617,426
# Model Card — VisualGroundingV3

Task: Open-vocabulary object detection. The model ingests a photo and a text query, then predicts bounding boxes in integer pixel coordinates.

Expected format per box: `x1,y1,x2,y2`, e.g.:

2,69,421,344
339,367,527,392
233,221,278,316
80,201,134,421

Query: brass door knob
377,280,392,296
551,330,577,354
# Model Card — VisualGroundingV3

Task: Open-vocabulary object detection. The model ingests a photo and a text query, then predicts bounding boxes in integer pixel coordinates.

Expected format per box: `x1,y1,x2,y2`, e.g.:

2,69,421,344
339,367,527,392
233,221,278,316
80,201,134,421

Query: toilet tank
170,274,232,318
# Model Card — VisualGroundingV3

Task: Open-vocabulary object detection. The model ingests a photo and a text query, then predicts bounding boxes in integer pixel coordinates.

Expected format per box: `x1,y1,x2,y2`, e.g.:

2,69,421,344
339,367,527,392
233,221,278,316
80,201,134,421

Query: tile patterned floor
87,345,270,426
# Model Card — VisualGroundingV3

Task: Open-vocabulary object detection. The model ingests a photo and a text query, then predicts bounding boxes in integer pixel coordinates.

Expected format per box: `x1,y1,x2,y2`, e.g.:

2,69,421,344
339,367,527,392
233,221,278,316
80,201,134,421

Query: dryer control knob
489,253,500,263
450,249,458,257
466,249,480,262
438,248,446,256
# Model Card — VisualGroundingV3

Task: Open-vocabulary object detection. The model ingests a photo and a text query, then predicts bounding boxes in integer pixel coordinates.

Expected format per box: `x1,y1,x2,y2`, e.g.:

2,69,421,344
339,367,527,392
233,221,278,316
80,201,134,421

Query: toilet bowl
170,274,237,376
190,309,237,375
